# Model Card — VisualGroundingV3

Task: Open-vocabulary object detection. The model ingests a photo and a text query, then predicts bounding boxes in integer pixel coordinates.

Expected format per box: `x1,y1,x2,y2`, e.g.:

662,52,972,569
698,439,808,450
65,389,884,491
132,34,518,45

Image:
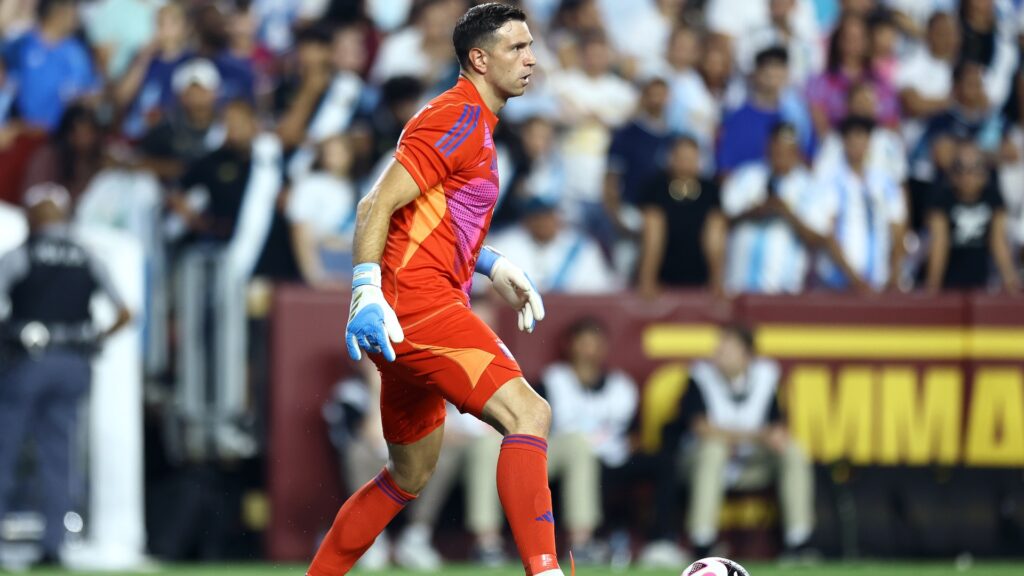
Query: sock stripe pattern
503,433,548,451
374,471,414,505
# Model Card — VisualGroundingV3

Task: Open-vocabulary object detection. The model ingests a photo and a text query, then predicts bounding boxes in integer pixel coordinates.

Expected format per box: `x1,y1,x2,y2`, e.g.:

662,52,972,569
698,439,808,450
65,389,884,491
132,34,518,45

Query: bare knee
388,458,436,495
482,378,552,438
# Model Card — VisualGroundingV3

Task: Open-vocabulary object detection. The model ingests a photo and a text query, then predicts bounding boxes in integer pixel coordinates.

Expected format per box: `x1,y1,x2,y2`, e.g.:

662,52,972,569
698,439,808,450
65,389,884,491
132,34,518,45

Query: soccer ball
681,557,751,576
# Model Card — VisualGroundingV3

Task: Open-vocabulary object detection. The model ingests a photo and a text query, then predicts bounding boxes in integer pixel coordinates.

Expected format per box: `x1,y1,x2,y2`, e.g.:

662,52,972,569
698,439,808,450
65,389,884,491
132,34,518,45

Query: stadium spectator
492,115,566,230
487,196,621,294
370,0,462,91
551,31,637,244
604,75,672,238
349,75,426,183
958,0,1019,108
288,135,358,288
661,324,814,560
925,140,1020,292
868,9,902,86
716,46,814,176
3,0,98,133
0,183,132,569
704,0,819,48
536,317,639,564
80,0,162,81
912,60,1005,181
666,35,740,174
724,123,864,294
894,12,959,146
637,136,727,298
735,0,824,87
816,82,908,188
807,14,900,138
22,104,107,204
275,25,364,180
193,2,257,105
139,58,223,182
816,115,907,291
114,2,194,139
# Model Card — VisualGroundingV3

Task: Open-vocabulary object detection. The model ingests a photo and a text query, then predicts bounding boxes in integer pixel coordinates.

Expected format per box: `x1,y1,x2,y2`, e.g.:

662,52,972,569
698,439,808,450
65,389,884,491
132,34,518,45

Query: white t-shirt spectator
286,173,357,237
894,45,954,144
542,362,638,468
815,128,908,186
722,163,830,294
487,225,621,294
666,72,745,174
705,0,819,45
551,69,637,211
815,163,907,289
595,0,672,63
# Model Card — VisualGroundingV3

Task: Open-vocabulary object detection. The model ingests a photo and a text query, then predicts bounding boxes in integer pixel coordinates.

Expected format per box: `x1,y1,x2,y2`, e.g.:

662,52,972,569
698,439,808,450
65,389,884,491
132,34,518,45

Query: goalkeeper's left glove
475,246,545,333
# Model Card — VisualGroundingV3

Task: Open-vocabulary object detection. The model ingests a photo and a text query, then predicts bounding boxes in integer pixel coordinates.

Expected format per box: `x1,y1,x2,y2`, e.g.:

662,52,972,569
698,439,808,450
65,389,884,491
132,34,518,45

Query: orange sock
498,434,560,575
306,468,414,576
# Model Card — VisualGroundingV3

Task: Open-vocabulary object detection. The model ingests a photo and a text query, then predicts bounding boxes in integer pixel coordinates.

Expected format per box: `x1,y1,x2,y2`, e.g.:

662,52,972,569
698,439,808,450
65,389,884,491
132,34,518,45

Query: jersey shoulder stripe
434,104,472,151
441,105,481,157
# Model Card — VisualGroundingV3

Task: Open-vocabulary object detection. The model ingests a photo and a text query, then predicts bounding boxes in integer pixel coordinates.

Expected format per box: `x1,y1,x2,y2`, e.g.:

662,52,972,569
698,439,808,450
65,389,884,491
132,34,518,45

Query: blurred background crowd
1,0,1024,571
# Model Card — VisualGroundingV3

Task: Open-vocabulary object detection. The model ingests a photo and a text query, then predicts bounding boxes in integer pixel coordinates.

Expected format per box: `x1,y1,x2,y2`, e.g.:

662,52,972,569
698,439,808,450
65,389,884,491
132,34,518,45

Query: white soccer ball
681,557,751,576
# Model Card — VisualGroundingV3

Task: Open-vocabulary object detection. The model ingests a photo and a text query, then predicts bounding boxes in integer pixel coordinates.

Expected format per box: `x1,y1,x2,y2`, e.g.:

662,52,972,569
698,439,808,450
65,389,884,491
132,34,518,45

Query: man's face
521,118,554,158
843,129,870,165
569,329,608,368
581,39,611,77
956,65,987,108
754,61,788,96
667,28,699,70
713,332,750,378
180,84,217,118
952,145,988,200
668,141,700,177
769,133,799,172
640,81,669,116
224,105,256,149
483,20,537,99
928,14,960,57
524,209,560,244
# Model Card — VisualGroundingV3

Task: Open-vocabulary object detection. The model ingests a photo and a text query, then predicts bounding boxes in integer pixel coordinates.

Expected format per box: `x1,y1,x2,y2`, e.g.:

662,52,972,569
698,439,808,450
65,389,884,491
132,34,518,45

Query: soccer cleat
638,539,689,568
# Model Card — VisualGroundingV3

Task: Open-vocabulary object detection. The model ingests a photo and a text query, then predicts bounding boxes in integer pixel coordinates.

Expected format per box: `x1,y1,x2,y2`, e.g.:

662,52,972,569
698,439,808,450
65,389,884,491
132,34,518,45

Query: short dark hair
769,122,798,142
37,0,75,21
839,114,876,136
755,46,789,68
294,23,334,46
721,323,756,354
453,2,528,70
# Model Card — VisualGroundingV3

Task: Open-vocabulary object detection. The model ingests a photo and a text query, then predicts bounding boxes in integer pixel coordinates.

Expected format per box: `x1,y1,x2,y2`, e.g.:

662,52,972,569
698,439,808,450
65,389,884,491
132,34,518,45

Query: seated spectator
716,46,813,176
288,135,358,288
868,9,901,85
3,0,99,133
911,60,1005,181
22,104,107,205
114,2,193,139
724,124,864,294
636,137,726,298
370,0,462,92
815,116,907,291
806,14,900,138
139,58,223,183
275,24,363,168
321,358,496,571
604,75,672,237
735,0,824,88
551,31,638,243
894,11,959,146
816,82,908,189
666,35,741,174
487,197,621,294
193,2,256,105
925,140,1020,292
660,324,814,560
537,317,639,564
958,0,1019,109
492,115,566,230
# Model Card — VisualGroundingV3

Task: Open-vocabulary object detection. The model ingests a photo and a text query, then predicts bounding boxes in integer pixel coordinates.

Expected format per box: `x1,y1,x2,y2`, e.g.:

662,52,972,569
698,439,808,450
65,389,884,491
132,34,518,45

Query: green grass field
22,562,1024,576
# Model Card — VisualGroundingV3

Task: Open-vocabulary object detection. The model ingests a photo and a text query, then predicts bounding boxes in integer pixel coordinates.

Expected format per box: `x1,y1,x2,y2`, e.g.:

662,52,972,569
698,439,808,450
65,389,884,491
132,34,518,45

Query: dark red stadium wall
268,286,349,561
266,289,1024,561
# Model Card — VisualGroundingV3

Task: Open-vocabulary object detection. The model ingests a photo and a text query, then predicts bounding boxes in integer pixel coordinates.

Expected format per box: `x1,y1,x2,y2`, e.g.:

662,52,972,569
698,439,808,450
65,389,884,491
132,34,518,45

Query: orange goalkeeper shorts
373,302,523,445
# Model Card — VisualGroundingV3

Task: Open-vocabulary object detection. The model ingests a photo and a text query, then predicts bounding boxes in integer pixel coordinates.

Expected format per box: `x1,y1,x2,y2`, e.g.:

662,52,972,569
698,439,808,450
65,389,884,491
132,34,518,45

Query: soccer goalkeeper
306,4,566,576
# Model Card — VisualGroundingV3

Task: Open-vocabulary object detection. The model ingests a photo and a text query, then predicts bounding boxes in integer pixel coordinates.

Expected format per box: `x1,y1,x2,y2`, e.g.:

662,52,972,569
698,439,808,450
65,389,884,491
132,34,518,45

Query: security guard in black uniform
0,183,132,564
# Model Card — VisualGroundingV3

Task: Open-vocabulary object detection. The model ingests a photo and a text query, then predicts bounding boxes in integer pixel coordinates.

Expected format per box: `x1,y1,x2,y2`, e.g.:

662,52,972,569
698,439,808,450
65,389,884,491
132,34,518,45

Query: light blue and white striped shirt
815,162,906,289
723,163,830,294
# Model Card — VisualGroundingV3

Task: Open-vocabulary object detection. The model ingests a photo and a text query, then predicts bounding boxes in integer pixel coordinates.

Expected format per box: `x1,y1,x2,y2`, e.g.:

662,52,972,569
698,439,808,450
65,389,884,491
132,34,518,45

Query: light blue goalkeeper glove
476,246,545,333
346,263,405,362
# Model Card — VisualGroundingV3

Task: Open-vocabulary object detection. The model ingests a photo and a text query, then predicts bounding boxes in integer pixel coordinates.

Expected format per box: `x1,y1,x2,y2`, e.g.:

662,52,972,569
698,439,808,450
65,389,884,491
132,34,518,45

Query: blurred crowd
0,0,1022,299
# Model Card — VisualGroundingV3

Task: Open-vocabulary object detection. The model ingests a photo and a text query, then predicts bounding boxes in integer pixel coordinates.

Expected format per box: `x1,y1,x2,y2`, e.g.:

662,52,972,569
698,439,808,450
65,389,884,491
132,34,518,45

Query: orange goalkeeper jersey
383,76,501,320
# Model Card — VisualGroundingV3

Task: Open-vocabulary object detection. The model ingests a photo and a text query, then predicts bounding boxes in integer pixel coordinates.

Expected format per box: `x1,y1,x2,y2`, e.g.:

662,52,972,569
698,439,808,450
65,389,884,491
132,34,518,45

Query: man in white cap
0,183,132,567
139,58,223,182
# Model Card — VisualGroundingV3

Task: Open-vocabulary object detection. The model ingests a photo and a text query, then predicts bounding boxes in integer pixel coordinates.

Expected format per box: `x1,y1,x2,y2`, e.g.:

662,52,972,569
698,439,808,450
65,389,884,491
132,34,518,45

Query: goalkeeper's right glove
345,263,405,362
